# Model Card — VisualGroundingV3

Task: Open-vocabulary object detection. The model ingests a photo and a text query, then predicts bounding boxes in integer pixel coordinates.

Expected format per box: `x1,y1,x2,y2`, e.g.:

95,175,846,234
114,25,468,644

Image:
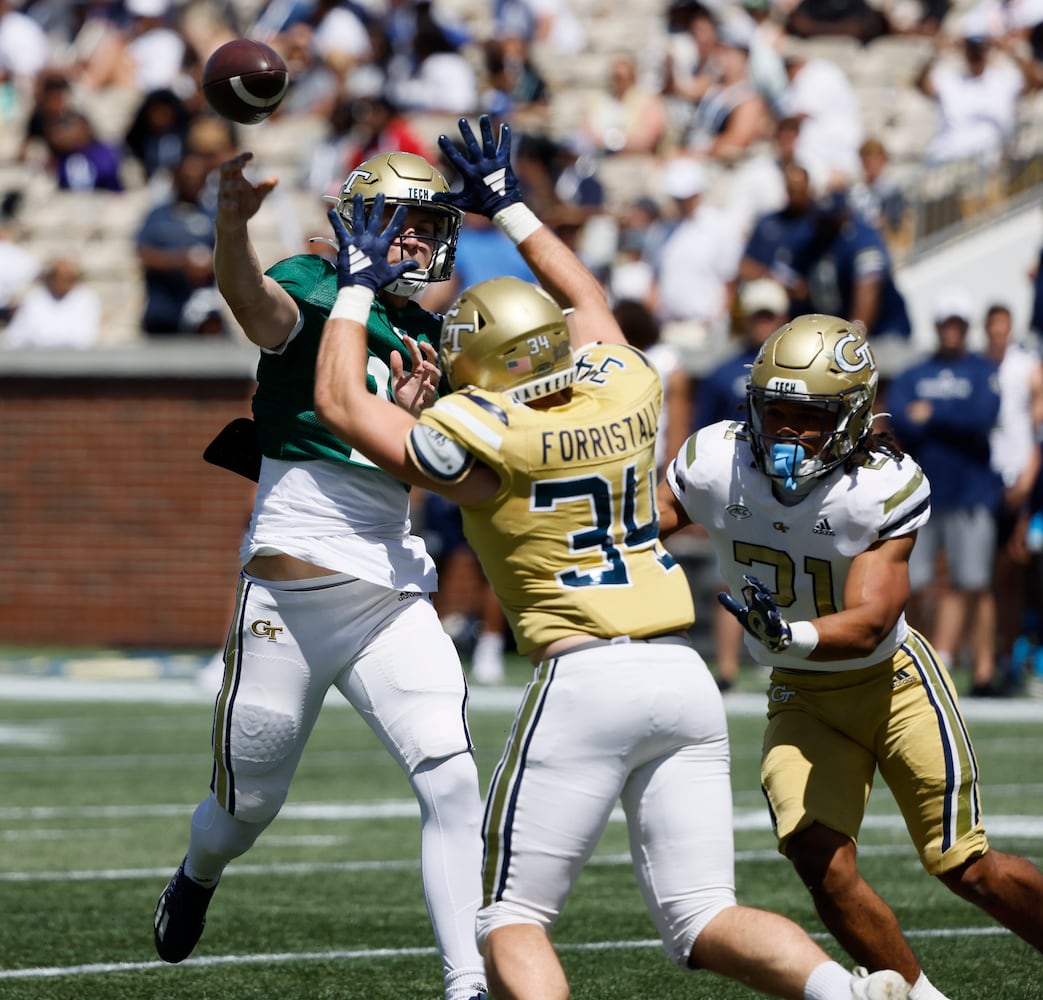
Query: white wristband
329,285,375,324
786,620,819,658
492,202,543,244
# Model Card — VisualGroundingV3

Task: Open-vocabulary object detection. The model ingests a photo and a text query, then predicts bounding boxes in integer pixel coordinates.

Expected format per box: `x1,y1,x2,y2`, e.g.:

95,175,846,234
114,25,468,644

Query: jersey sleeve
867,455,932,541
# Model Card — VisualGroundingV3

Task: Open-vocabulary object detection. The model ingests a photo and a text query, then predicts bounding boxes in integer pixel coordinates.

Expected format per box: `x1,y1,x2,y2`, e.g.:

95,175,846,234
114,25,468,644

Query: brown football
202,39,289,125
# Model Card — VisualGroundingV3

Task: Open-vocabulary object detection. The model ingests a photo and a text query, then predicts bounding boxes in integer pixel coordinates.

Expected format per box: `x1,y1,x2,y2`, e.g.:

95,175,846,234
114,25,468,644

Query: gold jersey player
658,314,1043,1000
314,114,911,1000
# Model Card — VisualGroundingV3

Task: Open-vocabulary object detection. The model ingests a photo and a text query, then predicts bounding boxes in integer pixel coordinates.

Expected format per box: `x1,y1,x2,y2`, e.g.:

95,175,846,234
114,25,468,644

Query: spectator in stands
480,34,550,121
775,37,864,191
135,151,226,337
309,0,373,80
613,297,693,478
607,195,670,311
802,189,912,348
124,87,193,181
385,0,477,114
305,92,431,199
983,303,1043,690
682,18,771,163
45,109,125,192
887,287,1004,697
916,27,1028,168
655,156,742,349
419,210,536,313
18,70,75,167
1,255,100,350
740,0,789,105
579,51,669,155
848,137,908,245
738,161,817,314
493,0,586,55
785,0,889,43
0,191,39,325
0,0,51,84
721,113,801,243
85,0,189,94
551,134,605,222
695,277,790,690
270,21,341,120
1032,238,1043,343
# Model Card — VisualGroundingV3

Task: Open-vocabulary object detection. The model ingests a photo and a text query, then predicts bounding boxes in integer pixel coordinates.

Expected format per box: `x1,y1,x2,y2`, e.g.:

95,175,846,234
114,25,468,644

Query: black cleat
153,859,217,963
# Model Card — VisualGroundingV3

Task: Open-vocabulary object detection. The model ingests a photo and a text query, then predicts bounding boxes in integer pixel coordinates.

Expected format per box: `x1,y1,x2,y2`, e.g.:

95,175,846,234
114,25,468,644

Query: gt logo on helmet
833,332,876,374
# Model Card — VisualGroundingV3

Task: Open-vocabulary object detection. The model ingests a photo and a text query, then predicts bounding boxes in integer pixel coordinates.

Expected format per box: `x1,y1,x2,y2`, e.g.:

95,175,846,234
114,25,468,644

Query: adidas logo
812,517,835,536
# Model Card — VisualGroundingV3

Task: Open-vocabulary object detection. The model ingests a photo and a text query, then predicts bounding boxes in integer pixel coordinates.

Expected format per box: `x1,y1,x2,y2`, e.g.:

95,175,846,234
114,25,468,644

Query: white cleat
851,967,911,1000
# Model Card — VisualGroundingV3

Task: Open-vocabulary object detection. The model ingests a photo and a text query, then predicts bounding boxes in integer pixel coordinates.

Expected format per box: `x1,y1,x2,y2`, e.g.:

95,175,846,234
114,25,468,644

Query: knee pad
224,698,299,823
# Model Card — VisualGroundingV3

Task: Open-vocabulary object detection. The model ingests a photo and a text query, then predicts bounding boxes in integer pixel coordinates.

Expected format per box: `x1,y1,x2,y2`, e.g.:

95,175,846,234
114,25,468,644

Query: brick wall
0,367,257,649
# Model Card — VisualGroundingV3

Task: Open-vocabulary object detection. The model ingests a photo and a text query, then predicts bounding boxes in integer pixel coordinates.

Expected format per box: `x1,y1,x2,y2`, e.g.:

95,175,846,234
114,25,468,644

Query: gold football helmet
746,314,878,485
335,152,462,297
439,276,575,403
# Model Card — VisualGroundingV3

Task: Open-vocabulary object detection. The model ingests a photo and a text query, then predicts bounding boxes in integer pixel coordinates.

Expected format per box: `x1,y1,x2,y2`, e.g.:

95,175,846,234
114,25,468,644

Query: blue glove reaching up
433,115,523,219
718,575,794,653
327,195,418,292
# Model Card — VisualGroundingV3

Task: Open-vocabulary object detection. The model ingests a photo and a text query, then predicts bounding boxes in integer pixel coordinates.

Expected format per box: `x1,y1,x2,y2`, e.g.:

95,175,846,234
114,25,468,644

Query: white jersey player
659,314,1043,1000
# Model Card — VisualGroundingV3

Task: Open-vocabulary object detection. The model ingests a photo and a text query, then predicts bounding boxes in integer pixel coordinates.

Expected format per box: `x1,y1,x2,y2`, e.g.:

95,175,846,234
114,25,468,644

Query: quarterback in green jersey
153,150,488,1000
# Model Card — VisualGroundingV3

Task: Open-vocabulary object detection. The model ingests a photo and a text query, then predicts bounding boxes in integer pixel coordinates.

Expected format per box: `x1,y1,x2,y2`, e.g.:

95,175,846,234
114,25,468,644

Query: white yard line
3,674,1043,720
0,926,1012,981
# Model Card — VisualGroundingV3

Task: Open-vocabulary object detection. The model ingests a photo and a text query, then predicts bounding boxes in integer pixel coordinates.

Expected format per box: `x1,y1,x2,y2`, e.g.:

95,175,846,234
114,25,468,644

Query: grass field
1,654,1041,1000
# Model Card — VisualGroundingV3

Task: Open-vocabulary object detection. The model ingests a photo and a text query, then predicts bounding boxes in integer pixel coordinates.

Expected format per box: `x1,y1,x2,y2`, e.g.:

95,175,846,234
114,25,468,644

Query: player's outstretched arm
314,196,497,506
433,114,624,348
214,152,299,350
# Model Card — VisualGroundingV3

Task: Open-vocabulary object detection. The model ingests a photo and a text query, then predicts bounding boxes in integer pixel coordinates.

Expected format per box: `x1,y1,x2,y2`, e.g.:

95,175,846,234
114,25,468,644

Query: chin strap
771,442,806,491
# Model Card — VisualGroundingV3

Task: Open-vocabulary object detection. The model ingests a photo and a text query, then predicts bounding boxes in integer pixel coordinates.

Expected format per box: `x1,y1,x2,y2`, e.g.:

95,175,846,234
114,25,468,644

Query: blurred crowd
1,0,1042,694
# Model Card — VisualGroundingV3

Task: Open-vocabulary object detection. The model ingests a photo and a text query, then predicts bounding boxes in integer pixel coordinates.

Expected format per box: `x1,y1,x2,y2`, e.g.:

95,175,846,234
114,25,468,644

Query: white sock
805,960,855,1000
185,795,266,886
445,967,488,1000
910,971,952,1000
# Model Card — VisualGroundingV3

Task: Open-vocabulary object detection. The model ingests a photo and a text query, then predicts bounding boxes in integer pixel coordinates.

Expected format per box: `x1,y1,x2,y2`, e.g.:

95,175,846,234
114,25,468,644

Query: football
202,39,289,125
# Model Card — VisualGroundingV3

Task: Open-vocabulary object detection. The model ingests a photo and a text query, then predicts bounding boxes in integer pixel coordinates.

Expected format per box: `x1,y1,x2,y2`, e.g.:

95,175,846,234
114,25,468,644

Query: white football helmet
439,276,575,403
335,152,462,298
746,314,878,486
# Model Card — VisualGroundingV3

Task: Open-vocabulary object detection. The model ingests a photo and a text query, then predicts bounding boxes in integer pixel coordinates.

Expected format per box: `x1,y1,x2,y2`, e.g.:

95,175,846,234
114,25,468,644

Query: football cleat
153,858,217,963
850,967,911,1000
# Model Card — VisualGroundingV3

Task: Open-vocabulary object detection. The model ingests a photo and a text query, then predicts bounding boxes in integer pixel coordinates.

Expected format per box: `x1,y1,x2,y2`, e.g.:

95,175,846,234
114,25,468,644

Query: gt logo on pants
769,684,796,703
251,619,284,642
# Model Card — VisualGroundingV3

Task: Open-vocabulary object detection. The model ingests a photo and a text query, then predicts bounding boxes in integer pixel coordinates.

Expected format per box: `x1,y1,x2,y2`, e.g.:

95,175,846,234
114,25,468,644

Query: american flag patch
506,356,532,372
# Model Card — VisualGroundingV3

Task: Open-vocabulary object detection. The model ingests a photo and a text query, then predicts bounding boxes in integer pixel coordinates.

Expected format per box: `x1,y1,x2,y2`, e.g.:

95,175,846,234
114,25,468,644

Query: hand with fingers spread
327,195,418,293
390,336,441,416
216,152,278,233
718,574,794,653
433,115,523,219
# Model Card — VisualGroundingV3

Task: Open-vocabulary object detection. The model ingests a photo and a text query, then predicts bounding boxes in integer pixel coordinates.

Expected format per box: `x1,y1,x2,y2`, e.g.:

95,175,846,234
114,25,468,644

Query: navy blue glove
718,575,793,653
433,115,523,218
327,195,418,292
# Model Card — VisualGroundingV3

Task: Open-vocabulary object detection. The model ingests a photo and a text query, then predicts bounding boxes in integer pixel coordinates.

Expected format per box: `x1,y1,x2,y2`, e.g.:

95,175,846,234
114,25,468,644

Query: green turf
1,662,1041,999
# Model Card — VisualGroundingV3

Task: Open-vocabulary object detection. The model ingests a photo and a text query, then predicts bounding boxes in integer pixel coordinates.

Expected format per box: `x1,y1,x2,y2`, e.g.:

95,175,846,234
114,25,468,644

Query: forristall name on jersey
539,399,658,464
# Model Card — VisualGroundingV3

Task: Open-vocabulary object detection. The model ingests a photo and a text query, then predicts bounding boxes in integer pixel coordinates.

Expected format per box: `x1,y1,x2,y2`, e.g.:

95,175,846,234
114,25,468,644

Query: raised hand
216,152,278,232
327,196,418,293
390,336,441,415
433,115,523,219
718,575,794,653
